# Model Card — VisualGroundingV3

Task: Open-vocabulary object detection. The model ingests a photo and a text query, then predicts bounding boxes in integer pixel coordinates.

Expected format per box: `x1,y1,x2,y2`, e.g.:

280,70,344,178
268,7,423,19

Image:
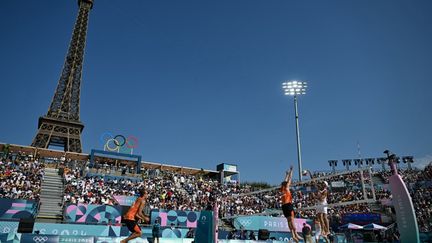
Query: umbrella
338,223,364,230
363,223,387,230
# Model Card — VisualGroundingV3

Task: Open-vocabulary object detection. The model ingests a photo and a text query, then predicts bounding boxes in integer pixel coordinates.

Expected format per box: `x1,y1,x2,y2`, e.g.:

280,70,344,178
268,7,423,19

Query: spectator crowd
0,157,44,200
0,152,431,233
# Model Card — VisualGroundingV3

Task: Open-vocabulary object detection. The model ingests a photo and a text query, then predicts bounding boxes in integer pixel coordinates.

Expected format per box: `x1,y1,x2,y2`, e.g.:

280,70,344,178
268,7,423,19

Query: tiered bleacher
1,144,432,242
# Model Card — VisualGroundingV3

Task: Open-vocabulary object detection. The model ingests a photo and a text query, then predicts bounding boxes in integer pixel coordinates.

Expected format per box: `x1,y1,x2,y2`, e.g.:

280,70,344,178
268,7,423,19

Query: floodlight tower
282,81,307,181
402,156,414,170
328,160,338,173
342,159,352,171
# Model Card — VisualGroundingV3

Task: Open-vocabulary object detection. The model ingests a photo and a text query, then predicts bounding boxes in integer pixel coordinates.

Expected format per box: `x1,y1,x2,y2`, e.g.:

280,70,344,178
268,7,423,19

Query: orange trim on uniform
134,224,142,233
124,197,142,220
281,187,292,204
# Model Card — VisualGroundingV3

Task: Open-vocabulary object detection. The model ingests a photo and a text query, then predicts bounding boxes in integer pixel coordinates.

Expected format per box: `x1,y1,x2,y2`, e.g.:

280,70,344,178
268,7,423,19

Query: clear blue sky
1,0,431,184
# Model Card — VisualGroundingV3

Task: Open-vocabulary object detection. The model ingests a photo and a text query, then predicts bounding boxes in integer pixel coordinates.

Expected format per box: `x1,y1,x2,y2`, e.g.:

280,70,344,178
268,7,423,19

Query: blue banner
59,235,95,243
0,220,19,242
233,216,310,232
64,204,123,224
0,198,38,219
21,234,60,243
341,213,381,225
33,222,124,237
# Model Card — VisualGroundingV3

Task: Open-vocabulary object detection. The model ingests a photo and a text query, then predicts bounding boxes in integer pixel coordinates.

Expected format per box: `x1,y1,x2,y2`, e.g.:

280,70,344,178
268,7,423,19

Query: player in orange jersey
121,188,150,243
281,165,302,242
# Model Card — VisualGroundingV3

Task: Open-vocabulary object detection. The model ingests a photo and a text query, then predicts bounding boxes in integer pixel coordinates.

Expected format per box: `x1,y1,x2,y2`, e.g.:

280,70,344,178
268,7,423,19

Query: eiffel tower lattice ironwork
31,0,94,153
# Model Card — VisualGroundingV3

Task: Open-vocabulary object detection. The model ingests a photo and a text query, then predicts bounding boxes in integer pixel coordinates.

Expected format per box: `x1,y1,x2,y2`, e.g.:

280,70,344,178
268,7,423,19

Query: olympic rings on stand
101,132,139,152
113,135,126,147
126,135,138,148
106,138,120,151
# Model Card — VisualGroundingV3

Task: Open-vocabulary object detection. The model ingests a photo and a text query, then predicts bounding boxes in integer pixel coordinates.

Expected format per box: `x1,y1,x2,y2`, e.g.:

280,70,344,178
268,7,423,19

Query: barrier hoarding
0,198,37,219
150,209,200,228
233,216,309,232
64,204,123,224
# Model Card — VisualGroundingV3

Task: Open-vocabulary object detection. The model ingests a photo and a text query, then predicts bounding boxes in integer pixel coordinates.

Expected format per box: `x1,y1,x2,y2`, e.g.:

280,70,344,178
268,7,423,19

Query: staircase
36,168,64,222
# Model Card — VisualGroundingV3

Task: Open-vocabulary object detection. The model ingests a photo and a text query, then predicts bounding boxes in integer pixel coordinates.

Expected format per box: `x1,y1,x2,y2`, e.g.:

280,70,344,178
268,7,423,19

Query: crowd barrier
0,198,38,220
341,213,381,225
63,203,124,224
0,233,293,243
233,215,310,232
150,209,200,228
1,220,431,242
63,205,203,227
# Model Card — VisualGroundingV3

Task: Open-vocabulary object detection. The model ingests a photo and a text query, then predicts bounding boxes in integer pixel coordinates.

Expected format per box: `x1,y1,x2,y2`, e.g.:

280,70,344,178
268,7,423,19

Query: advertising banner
0,220,19,242
233,216,309,232
20,234,60,243
151,209,200,228
331,181,345,188
0,198,38,219
342,213,381,225
64,204,123,224
59,235,95,243
224,164,237,172
33,222,124,237
113,195,137,206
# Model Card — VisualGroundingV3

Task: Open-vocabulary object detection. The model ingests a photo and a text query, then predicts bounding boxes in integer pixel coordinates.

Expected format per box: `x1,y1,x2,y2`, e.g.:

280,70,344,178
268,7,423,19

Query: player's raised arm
283,165,294,187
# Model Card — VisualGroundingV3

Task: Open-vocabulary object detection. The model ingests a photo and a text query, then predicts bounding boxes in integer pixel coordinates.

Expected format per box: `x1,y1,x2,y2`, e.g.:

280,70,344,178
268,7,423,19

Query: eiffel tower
31,0,94,153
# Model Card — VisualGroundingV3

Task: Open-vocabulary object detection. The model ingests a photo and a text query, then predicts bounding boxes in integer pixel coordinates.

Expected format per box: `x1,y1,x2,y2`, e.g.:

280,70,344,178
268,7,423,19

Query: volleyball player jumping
281,165,302,242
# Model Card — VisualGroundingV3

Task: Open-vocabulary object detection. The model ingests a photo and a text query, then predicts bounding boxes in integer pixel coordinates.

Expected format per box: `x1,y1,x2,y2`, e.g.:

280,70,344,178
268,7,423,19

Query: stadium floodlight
282,81,307,96
402,156,414,170
342,159,352,171
282,80,308,181
328,160,338,173
354,159,363,168
376,157,387,171
365,158,375,167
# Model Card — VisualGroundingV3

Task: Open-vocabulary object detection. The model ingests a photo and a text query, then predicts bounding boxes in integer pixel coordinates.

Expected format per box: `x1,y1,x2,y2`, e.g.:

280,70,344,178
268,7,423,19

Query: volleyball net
223,167,379,218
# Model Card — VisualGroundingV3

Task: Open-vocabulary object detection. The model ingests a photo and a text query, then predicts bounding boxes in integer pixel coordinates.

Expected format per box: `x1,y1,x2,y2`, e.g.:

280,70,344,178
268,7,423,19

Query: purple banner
0,198,37,219
151,209,200,228
113,195,137,206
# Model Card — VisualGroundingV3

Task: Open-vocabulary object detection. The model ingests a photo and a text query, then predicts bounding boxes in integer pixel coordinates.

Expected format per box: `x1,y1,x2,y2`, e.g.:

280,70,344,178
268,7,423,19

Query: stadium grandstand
1,0,430,242
1,142,432,242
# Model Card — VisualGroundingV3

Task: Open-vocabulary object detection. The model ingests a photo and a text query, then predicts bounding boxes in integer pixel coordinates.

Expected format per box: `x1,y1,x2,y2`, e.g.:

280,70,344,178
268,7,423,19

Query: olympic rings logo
33,236,49,243
100,132,139,153
239,219,252,226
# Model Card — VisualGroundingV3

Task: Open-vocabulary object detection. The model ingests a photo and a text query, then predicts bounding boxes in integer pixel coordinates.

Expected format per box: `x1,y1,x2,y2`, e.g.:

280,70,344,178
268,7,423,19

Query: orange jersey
124,197,144,220
281,187,292,204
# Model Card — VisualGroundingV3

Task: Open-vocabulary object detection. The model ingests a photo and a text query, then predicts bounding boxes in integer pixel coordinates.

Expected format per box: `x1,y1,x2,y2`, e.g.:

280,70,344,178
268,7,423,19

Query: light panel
282,81,307,96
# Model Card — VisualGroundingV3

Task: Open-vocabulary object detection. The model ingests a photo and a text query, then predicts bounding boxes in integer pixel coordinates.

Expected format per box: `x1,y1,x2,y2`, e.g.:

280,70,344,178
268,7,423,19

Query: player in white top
306,171,330,238
317,181,330,237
